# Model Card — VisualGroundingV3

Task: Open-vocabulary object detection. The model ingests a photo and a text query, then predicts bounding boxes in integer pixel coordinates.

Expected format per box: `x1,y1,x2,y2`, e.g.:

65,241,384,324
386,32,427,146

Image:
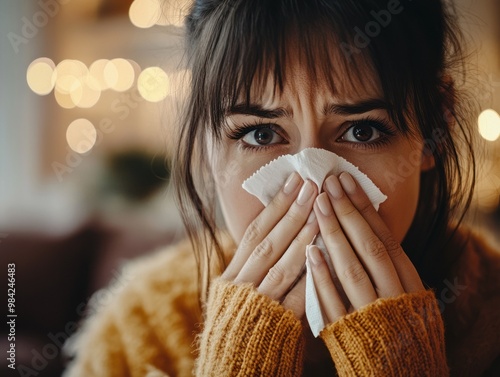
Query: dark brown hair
172,0,476,301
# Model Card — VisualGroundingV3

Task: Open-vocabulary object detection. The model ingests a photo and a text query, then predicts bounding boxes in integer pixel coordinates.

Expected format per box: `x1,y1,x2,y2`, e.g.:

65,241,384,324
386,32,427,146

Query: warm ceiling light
26,57,56,95
478,109,500,142
129,0,160,28
66,118,97,154
137,66,169,102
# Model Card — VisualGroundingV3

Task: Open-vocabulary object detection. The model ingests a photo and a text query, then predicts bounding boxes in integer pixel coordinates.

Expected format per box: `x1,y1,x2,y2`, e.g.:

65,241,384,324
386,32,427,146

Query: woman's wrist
196,278,305,376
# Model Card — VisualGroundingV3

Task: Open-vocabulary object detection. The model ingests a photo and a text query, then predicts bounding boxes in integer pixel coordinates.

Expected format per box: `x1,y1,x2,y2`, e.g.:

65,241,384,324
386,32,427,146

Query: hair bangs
191,0,385,139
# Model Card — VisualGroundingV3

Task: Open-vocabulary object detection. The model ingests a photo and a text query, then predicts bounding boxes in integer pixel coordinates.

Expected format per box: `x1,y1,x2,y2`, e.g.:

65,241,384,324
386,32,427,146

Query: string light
105,58,135,92
128,59,142,86
137,67,169,102
66,118,97,154
73,75,101,108
129,0,160,28
26,57,56,95
478,109,500,142
53,60,90,108
29,57,188,108
89,59,111,91
55,87,77,109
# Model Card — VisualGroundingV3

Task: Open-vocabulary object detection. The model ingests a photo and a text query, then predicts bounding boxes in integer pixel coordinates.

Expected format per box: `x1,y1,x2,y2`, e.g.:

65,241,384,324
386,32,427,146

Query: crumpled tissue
242,147,387,337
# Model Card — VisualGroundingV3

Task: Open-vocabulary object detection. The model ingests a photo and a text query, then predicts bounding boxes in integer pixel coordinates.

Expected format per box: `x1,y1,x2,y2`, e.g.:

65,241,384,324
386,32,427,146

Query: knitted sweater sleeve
195,278,305,376
196,280,448,377
320,290,449,376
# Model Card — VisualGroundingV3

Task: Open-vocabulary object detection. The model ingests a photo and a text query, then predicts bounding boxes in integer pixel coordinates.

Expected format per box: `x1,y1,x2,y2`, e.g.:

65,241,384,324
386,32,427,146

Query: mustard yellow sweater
63,228,500,377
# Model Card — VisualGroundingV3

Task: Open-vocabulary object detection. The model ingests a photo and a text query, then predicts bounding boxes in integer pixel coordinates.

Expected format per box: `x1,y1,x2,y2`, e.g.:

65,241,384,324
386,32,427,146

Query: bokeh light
105,58,135,92
478,109,500,142
55,60,88,91
72,76,101,108
103,60,119,89
66,119,97,154
55,74,81,98
89,59,111,91
26,58,56,95
129,0,160,28
137,67,169,102
128,59,142,85
54,60,92,108
55,87,77,109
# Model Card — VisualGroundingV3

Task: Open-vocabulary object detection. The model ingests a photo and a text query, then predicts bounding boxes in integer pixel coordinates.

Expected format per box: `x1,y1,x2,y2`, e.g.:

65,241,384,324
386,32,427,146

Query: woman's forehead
240,56,383,110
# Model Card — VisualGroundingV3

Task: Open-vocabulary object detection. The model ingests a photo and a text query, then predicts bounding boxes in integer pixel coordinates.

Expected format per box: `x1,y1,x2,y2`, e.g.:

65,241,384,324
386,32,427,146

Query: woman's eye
341,122,384,143
242,127,284,146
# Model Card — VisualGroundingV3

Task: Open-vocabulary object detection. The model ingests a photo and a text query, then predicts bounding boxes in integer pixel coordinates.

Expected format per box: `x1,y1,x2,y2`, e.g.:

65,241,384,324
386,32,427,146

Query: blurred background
0,0,499,376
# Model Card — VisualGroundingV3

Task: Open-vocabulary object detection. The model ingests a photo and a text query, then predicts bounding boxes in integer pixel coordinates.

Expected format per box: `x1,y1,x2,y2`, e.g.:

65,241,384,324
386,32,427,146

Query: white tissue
242,148,387,337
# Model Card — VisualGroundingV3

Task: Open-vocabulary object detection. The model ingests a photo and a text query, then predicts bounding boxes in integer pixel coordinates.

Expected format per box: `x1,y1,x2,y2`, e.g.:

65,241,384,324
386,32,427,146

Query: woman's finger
338,172,424,293
234,180,318,285
258,210,319,300
222,172,303,280
307,245,347,323
313,192,378,309
323,175,405,298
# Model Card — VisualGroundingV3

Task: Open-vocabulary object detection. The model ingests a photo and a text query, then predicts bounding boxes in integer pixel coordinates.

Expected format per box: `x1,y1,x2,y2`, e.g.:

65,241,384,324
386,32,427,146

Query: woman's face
210,64,432,245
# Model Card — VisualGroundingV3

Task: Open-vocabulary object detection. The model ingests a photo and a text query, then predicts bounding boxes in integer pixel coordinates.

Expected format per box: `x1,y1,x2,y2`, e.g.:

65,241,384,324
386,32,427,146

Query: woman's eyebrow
323,99,390,115
227,103,291,119
226,99,389,119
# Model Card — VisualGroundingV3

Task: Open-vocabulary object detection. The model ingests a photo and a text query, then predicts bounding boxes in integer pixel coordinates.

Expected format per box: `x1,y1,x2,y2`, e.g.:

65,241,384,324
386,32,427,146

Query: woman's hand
308,172,425,323
221,172,319,318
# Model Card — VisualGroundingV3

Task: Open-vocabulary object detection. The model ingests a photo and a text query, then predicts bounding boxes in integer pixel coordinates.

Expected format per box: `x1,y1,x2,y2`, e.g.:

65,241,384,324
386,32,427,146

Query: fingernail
325,175,343,199
306,211,316,224
297,180,314,205
339,172,356,194
283,172,301,194
316,193,333,216
307,245,322,266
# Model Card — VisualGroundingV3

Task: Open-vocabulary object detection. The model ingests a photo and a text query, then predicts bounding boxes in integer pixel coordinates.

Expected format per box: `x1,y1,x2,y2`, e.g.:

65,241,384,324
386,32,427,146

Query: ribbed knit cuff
320,290,449,377
195,278,304,377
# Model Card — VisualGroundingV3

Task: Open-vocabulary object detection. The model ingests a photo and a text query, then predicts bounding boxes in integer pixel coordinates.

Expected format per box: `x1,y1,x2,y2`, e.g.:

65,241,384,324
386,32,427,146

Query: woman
64,0,500,376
